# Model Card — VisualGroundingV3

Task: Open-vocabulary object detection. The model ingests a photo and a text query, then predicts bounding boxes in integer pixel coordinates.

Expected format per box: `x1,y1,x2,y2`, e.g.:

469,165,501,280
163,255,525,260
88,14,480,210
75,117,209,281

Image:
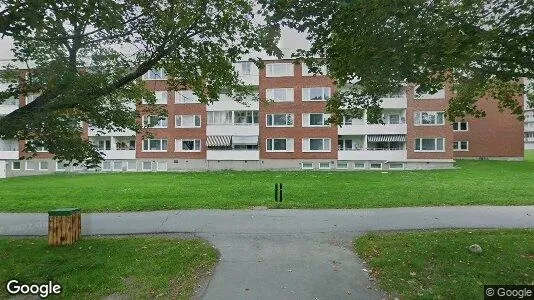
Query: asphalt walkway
1,206,533,299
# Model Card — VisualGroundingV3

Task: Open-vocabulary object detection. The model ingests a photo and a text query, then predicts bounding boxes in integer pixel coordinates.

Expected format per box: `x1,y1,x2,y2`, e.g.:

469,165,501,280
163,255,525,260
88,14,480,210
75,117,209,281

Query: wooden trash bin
48,208,81,246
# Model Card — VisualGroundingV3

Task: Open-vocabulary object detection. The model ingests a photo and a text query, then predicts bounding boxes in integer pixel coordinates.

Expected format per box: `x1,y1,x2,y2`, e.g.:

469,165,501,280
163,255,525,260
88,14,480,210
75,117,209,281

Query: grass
1,156,534,212
0,236,218,299
355,229,534,299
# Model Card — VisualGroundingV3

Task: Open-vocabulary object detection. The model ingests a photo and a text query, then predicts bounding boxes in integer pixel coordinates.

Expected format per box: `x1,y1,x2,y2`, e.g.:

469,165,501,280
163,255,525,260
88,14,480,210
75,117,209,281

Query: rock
469,244,482,253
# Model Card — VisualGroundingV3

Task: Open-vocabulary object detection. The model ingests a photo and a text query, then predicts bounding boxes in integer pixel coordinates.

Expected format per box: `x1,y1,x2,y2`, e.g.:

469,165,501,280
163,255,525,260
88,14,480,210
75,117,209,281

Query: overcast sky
0,27,310,62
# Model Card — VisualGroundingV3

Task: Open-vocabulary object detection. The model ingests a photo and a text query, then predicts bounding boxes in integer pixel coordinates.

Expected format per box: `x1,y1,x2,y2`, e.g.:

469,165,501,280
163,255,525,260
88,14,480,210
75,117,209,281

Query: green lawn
1,158,534,212
0,236,218,299
355,229,534,299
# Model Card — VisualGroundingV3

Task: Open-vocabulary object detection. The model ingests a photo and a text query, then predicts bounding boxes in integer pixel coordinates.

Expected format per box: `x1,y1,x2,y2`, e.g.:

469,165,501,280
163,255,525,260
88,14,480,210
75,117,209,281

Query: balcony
88,126,136,137
380,97,407,109
338,124,407,135
207,150,259,161
0,140,19,159
338,149,407,161
207,124,259,136
100,150,136,160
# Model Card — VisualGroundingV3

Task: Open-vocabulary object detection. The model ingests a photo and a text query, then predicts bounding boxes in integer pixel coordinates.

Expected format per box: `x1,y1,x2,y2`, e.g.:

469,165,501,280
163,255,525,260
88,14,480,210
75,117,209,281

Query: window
142,69,166,80
98,140,112,151
414,111,445,125
302,87,331,101
175,115,201,128
414,138,445,152
142,91,167,104
389,163,404,170
113,161,123,171
127,161,137,171
302,64,327,76
25,161,36,171
266,114,294,127
207,111,233,125
341,116,353,125
176,139,201,152
234,111,258,125
142,161,152,171
266,63,293,77
388,114,401,124
453,141,469,151
453,122,468,131
39,161,48,171
175,90,200,103
354,162,366,169
304,113,330,126
338,139,358,151
301,162,314,170
336,162,348,169
143,116,168,128
240,62,252,75
319,162,331,170
27,140,47,152
370,163,382,169
266,138,294,152
266,88,294,102
304,138,331,152
12,161,20,170
102,161,112,170
142,139,168,152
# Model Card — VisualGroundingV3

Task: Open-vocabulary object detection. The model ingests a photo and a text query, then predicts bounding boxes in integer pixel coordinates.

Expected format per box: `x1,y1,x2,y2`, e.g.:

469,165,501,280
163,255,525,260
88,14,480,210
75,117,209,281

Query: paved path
1,206,533,299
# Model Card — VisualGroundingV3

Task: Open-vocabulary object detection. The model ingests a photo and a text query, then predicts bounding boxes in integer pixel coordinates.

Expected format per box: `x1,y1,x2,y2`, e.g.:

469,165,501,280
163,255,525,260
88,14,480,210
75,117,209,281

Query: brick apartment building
0,59,525,177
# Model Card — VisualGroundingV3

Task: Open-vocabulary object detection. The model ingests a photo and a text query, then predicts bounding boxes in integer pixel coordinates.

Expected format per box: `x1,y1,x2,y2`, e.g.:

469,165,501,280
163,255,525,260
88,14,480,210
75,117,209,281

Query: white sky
0,27,310,62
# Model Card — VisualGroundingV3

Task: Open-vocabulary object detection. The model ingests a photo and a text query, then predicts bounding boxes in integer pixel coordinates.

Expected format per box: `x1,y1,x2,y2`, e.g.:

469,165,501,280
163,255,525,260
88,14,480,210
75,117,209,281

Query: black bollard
275,183,279,202
279,183,283,202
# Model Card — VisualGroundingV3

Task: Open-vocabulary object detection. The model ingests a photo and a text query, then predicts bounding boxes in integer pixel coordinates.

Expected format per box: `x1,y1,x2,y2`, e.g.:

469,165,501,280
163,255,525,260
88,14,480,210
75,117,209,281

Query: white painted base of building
3,158,456,177
454,156,524,161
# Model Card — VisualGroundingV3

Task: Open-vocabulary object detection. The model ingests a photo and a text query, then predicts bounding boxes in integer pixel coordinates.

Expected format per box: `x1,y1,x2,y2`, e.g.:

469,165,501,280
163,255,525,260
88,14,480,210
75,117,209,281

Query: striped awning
206,135,232,147
367,134,406,142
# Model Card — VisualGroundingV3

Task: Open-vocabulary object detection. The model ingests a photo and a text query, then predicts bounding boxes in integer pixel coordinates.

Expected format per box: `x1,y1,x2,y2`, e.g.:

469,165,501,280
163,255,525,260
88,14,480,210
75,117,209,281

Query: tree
260,0,533,123
0,0,280,166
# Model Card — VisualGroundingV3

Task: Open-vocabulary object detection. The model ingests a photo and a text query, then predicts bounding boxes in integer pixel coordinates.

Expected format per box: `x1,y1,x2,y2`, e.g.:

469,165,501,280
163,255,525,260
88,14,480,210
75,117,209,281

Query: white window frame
266,63,294,77
265,88,294,102
12,161,21,170
301,162,314,170
302,64,327,76
414,111,445,126
127,161,137,171
113,161,123,171
302,87,331,101
143,115,168,128
142,161,153,171
370,163,383,170
389,163,404,170
142,139,168,152
266,138,294,152
207,111,233,125
453,122,469,131
142,69,166,80
102,161,112,171
354,162,366,169
175,139,202,152
233,110,258,125
303,138,331,152
175,115,201,128
318,162,331,170
414,138,445,152
142,91,167,104
303,113,330,127
336,162,349,169
25,161,36,171
266,113,294,127
453,141,469,151
175,90,200,104
38,161,49,171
